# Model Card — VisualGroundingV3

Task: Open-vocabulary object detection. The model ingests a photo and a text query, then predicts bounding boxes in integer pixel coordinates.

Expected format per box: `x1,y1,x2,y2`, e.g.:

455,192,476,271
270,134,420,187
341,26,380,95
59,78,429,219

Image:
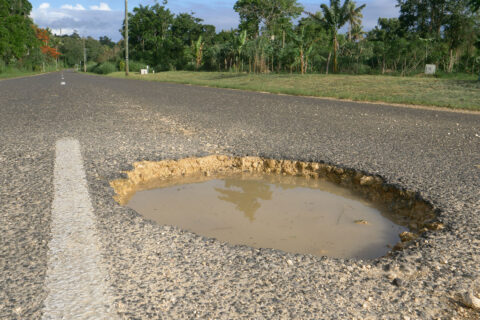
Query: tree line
118,0,480,75
1,0,479,76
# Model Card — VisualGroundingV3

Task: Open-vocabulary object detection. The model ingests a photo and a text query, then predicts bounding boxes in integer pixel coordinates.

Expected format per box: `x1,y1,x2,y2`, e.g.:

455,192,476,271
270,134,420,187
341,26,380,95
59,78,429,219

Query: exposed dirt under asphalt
0,71,479,319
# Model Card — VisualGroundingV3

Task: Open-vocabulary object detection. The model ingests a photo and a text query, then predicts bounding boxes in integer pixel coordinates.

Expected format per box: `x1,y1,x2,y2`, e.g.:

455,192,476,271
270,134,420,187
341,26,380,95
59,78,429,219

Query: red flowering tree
34,27,61,59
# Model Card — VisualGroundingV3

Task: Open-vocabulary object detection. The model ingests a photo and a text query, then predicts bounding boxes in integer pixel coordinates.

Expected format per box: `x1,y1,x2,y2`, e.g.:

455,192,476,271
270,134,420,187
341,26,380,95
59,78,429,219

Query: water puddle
126,173,408,259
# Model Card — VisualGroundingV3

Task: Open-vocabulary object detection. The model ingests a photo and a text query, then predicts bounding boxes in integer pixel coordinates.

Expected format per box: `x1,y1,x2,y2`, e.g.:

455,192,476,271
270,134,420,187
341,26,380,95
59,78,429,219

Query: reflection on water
215,179,272,221
127,173,407,259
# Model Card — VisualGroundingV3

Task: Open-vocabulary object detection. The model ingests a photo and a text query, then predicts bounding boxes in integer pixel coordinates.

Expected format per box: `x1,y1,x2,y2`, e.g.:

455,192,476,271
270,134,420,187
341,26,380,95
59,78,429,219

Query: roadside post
125,0,129,76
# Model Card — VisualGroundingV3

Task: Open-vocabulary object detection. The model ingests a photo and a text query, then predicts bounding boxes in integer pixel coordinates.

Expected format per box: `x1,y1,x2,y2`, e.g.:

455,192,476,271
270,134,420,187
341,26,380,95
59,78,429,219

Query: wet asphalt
0,71,479,319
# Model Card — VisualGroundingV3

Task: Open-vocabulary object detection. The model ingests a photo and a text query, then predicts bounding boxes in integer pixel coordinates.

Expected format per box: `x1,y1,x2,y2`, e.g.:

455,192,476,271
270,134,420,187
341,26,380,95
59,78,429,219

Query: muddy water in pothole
127,174,407,259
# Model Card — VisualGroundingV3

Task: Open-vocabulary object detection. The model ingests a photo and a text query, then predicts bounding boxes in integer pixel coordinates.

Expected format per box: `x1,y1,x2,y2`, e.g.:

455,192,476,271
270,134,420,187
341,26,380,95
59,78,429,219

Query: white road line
42,139,116,320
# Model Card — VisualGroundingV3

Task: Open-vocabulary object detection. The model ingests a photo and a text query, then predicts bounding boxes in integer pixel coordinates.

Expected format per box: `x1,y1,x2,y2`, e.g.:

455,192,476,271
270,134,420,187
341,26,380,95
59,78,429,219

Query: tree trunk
333,35,338,73
326,51,332,75
382,54,385,74
300,48,304,75
447,48,459,73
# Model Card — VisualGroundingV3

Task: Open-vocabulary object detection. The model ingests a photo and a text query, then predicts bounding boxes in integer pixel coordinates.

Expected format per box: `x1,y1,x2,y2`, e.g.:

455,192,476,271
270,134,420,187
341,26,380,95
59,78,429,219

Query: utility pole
83,37,87,72
125,0,129,76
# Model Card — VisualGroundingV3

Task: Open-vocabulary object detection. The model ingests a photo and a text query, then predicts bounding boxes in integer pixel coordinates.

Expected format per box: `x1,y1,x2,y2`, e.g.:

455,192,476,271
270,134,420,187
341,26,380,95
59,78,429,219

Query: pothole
110,155,441,259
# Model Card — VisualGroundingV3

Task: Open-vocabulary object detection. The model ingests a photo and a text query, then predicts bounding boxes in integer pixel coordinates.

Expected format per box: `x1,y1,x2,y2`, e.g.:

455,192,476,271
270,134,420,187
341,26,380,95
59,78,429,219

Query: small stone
462,289,480,310
426,222,444,230
117,302,126,313
360,176,375,186
287,259,294,266
392,278,404,287
399,231,417,242
354,219,369,225
387,272,397,280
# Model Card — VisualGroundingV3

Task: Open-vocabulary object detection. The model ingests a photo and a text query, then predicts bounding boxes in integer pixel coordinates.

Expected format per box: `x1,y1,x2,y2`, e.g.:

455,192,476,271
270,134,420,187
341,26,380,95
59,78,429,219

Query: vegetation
107,71,480,111
108,0,479,76
0,0,60,76
5,0,477,77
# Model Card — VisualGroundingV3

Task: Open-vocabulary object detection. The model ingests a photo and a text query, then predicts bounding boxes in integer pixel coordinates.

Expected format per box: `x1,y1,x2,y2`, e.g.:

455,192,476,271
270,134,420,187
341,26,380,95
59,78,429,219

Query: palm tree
346,1,366,41
307,0,355,73
350,24,365,42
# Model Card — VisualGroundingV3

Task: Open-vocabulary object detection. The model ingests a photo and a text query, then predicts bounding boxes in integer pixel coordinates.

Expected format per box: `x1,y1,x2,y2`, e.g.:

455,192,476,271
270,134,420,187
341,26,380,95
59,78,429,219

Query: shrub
118,60,125,72
128,60,146,73
92,62,117,74
87,63,98,73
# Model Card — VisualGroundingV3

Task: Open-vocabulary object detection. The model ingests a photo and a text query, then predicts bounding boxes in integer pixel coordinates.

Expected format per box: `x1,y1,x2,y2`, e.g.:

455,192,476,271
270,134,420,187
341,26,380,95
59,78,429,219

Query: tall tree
127,3,174,65
0,0,38,63
307,0,355,73
99,36,115,48
368,18,403,73
346,1,366,41
397,0,448,37
234,0,303,38
234,0,262,38
443,0,476,71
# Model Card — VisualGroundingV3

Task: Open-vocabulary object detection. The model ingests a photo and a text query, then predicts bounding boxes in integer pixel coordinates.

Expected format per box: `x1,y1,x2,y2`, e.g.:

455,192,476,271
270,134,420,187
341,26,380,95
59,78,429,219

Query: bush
128,60,146,72
91,62,117,74
354,63,372,75
118,60,125,72
86,62,98,73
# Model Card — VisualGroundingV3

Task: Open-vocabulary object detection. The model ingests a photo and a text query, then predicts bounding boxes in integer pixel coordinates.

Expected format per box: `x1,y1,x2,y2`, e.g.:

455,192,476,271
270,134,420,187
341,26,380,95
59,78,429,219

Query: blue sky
30,0,399,41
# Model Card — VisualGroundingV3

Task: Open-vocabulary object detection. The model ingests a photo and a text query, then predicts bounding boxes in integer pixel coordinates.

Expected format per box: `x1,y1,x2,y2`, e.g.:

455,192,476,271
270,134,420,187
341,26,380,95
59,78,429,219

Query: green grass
0,70,41,80
107,71,480,111
0,66,59,80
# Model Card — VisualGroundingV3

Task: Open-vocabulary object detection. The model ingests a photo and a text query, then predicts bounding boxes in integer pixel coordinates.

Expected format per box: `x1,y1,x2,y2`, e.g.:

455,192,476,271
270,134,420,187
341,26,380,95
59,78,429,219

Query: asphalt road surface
1,71,479,319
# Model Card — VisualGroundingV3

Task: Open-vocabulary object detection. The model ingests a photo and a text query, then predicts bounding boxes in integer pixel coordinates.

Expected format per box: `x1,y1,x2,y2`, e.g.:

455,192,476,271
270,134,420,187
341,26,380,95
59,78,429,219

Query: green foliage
99,36,115,48
234,0,303,37
90,62,117,74
128,60,147,72
0,0,39,63
470,0,480,11
16,0,477,77
98,62,117,74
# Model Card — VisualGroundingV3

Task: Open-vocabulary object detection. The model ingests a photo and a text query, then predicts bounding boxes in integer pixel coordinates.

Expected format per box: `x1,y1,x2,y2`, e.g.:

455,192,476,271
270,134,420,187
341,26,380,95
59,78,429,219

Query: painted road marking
60,82,66,85
42,139,116,319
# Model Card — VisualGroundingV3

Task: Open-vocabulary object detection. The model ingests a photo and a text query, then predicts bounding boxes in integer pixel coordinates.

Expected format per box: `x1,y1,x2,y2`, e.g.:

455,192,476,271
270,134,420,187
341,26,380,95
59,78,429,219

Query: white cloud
30,0,399,41
50,28,76,36
39,3,50,10
89,3,112,11
61,4,86,11
32,8,72,24
31,4,122,40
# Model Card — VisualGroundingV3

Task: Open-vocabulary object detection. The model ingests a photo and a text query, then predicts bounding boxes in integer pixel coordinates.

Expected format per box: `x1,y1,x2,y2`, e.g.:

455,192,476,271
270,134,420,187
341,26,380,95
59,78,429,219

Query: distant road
1,71,479,319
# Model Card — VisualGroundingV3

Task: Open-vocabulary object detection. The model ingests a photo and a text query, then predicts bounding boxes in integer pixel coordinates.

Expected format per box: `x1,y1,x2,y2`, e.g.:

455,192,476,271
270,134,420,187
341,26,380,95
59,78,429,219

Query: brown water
127,174,407,259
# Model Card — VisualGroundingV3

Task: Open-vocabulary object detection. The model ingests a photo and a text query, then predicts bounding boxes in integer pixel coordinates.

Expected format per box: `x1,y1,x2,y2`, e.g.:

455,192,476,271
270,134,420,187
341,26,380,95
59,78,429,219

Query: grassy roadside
107,71,480,111
0,70,50,80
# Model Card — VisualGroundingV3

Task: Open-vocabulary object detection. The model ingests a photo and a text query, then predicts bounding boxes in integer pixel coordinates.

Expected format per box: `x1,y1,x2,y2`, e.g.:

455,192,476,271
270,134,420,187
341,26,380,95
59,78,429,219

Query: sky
30,0,400,41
